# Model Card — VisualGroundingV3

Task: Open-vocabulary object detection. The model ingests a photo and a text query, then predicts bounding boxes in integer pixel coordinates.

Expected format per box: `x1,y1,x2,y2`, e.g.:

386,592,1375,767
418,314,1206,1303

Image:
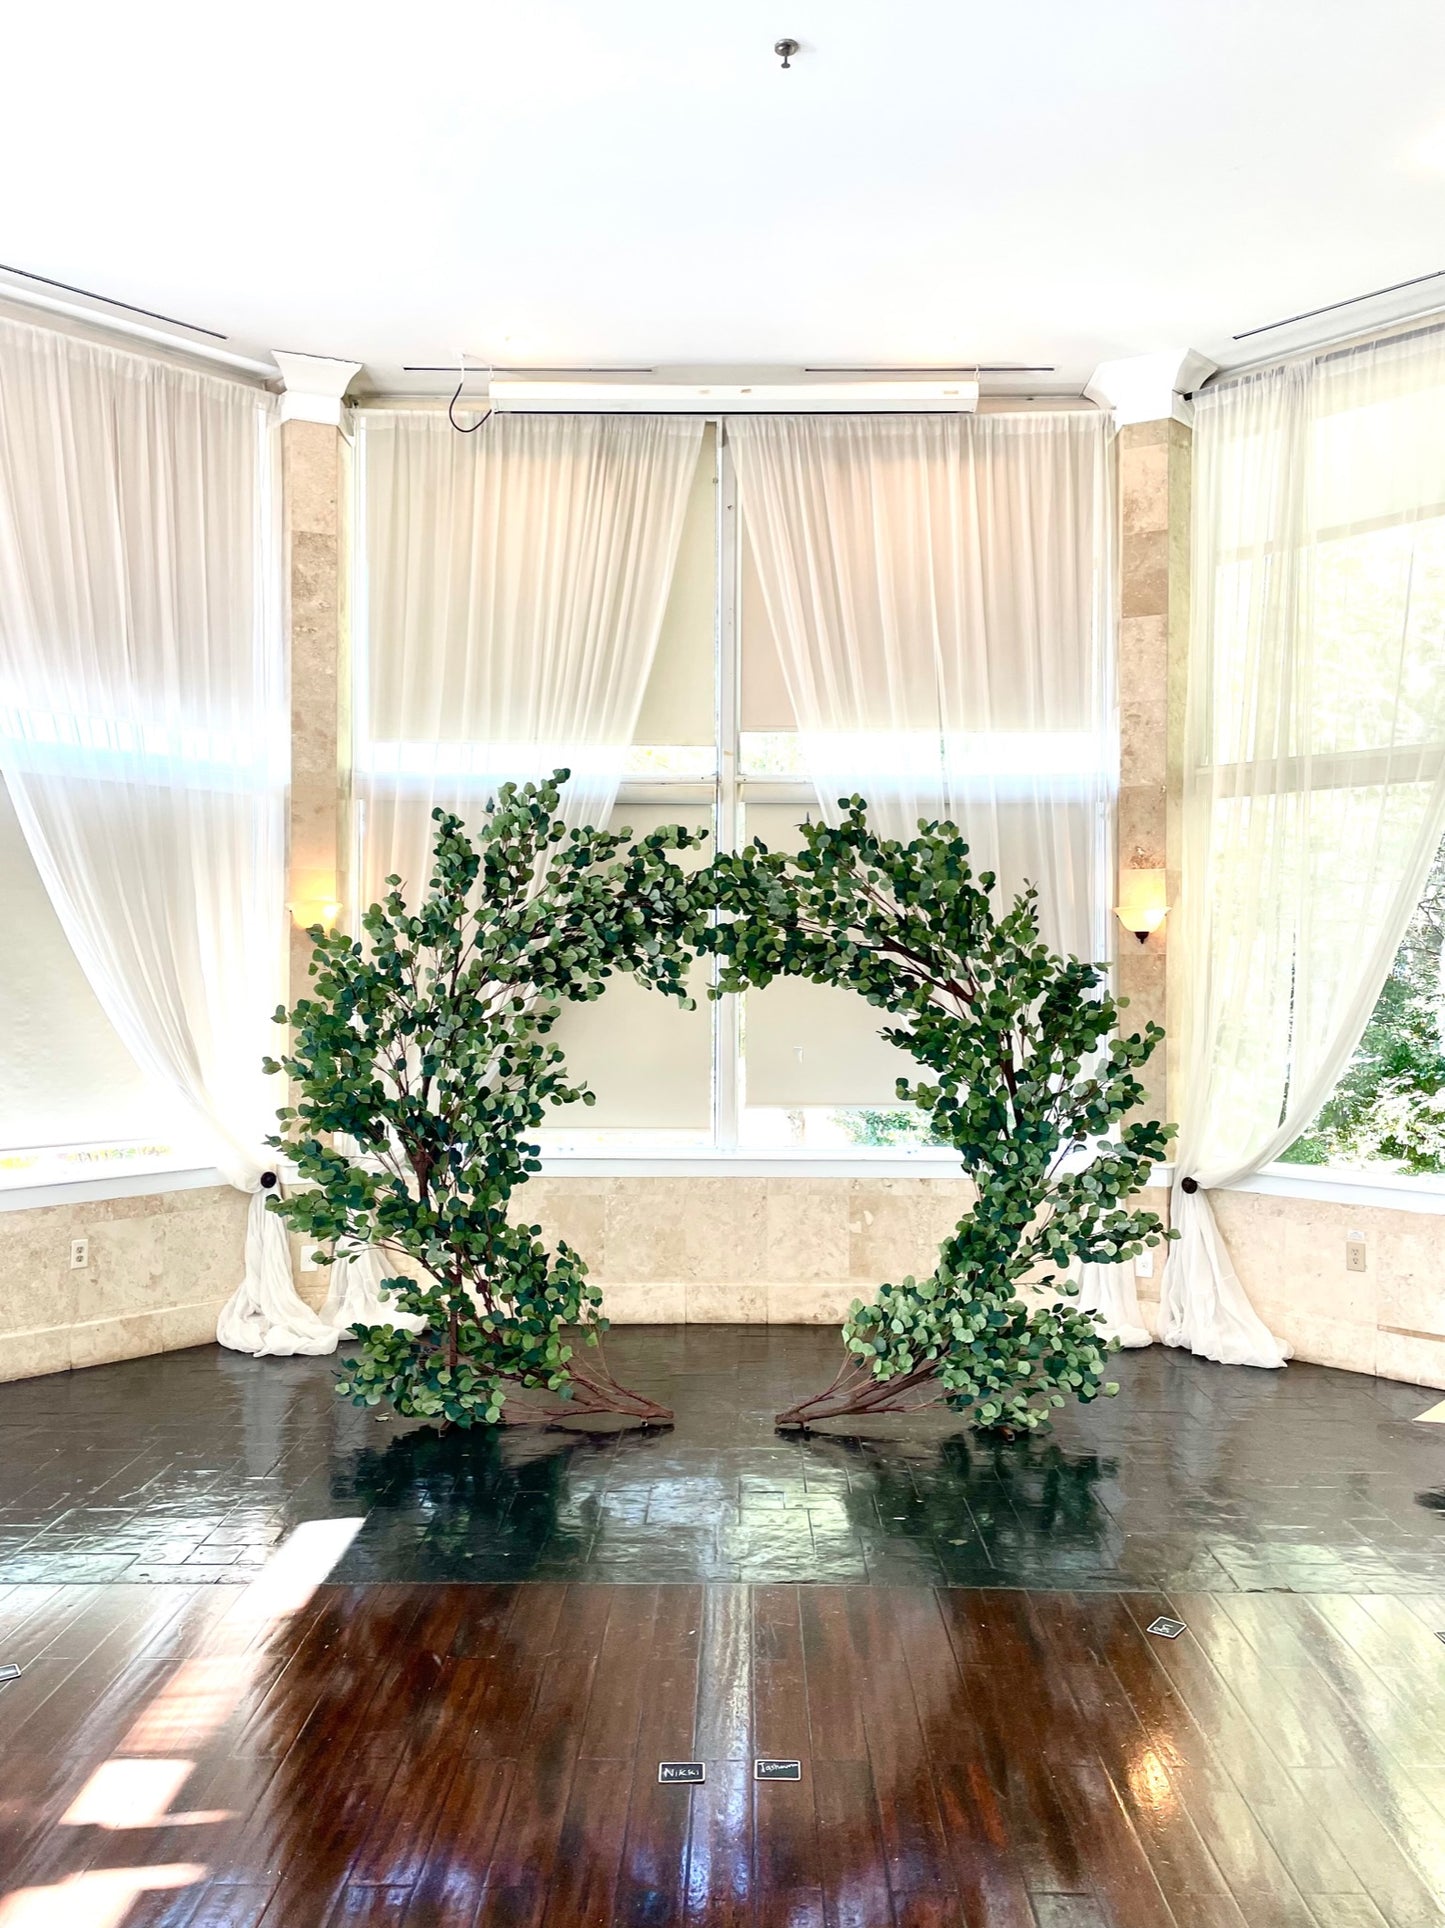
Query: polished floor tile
0,1327,1441,1590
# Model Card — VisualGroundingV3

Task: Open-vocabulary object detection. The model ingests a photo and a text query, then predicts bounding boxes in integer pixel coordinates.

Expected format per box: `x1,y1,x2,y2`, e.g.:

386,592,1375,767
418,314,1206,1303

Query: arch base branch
775,1354,947,1429
505,1349,675,1429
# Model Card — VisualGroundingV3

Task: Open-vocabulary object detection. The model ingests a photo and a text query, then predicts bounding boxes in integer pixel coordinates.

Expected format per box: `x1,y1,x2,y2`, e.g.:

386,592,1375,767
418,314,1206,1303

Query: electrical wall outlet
1345,1237,1367,1274
1134,1247,1154,1278
69,1238,89,1270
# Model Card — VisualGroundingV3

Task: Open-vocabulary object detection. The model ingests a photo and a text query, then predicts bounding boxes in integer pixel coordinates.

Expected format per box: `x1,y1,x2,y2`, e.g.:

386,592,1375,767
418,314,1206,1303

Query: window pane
740,1105,945,1152
1282,832,1445,1174
543,803,715,1138
1212,517,1445,766
740,800,919,1113
740,733,808,779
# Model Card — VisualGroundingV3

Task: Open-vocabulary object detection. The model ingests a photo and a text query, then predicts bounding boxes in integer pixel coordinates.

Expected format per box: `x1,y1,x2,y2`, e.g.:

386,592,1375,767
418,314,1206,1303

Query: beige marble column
283,418,351,1005
274,354,361,1012
1116,415,1191,1124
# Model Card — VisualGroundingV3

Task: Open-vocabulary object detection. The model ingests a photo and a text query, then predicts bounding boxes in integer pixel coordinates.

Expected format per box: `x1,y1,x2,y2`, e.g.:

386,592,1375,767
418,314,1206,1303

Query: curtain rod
1200,301,1445,391
349,393,1100,417
0,261,228,339
0,287,278,387
1231,269,1445,342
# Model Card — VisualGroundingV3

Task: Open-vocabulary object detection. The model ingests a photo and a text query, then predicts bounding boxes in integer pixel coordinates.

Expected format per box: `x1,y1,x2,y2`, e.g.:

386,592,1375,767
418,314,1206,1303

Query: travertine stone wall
513,1178,1169,1328
1211,1189,1445,1391
1131,1188,1445,1394
4,1172,1440,1393
518,1176,976,1325
0,1185,249,1383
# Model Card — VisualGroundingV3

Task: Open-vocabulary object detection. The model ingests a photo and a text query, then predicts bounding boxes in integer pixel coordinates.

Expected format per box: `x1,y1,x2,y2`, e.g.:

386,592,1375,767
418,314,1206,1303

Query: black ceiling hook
774,37,799,69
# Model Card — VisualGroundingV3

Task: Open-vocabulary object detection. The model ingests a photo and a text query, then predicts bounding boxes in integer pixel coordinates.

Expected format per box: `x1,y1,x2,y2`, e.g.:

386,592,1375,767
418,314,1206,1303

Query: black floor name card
658,1761,705,1785
0,1664,20,1683
1147,1616,1187,1640
755,1759,803,1781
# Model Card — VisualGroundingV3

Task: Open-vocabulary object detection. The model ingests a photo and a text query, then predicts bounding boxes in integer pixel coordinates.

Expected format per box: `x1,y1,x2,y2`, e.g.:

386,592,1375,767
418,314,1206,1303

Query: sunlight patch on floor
0,1864,207,1928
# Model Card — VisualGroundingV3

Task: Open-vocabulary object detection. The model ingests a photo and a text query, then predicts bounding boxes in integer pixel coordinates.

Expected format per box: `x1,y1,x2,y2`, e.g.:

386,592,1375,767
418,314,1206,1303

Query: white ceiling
4,0,1445,397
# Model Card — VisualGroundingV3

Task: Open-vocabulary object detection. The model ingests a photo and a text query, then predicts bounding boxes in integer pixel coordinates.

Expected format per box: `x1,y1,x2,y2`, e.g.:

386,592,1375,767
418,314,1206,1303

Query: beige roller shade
740,801,916,1109
548,804,715,1130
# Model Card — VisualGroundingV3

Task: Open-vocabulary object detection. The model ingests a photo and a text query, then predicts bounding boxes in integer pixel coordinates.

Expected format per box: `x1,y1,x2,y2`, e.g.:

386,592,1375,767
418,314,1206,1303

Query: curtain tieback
1180,1175,1199,1194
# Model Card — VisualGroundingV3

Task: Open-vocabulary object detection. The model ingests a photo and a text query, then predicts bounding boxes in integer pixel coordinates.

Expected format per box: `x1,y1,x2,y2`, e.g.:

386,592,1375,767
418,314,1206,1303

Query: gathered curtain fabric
354,409,705,904
1165,326,1445,1365
728,411,1115,961
731,412,1137,1339
0,315,333,1356
1075,1259,1153,1351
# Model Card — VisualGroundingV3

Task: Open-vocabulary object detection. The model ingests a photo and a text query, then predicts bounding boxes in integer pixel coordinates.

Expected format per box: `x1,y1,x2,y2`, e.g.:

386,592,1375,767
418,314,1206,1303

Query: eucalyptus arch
706,798,1174,1432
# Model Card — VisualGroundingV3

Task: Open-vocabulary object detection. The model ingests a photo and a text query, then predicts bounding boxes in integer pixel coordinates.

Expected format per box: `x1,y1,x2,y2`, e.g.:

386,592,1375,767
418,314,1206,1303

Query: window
0,322,282,1192
546,419,1111,1157
1281,832,1445,1175
1186,330,1445,1189
533,427,966,1156
356,412,1113,1160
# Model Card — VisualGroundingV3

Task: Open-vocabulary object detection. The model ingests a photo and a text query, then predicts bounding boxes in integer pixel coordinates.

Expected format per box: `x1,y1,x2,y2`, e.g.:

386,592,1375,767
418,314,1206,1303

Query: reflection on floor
2,1330,1445,1926
2,1576,1445,1926
0,1326,1441,1590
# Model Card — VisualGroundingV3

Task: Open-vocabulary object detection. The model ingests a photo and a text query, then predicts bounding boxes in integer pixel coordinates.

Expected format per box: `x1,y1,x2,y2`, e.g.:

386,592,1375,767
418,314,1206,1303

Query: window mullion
714,425,741,1153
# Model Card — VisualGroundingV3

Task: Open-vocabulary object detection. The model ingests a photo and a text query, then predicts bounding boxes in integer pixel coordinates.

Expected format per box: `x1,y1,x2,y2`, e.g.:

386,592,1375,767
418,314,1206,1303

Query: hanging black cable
448,361,493,434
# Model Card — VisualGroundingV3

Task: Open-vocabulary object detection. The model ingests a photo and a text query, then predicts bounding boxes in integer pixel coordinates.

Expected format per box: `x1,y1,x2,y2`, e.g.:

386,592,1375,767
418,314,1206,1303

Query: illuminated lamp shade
1115,866,1168,943
287,878,342,931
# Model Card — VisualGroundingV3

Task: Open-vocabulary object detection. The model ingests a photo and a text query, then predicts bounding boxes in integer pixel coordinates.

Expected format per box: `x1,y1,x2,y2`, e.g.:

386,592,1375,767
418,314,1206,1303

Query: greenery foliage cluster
267,773,1175,1434
1281,835,1445,1175
264,777,707,1426
704,802,1175,1430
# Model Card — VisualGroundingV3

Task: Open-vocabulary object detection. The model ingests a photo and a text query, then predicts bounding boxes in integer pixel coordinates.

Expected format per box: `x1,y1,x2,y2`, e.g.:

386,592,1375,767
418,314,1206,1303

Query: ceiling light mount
774,37,799,69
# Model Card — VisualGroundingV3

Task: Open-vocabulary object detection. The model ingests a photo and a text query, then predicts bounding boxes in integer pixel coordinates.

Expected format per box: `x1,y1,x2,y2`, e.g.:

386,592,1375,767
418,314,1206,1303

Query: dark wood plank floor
2,1580,1444,1926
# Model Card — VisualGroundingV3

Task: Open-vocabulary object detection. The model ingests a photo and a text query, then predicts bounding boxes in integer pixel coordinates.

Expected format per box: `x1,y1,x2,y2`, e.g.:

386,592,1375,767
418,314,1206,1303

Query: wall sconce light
287,889,342,931
1115,866,1168,944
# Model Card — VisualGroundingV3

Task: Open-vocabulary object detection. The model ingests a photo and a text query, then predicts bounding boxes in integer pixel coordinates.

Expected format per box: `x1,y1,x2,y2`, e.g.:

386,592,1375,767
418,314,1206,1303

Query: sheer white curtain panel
728,410,1115,960
355,409,705,904
1165,327,1445,1366
0,316,330,1356
732,411,1126,1339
